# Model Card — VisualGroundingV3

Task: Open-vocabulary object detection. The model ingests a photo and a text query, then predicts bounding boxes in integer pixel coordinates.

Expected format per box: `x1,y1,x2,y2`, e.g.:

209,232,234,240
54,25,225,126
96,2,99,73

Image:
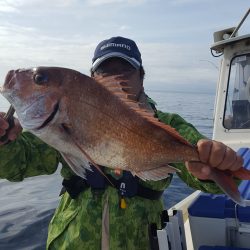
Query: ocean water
0,90,215,250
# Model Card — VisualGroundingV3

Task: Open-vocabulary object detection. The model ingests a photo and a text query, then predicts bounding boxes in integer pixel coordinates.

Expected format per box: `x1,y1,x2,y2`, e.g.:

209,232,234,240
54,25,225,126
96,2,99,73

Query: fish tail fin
209,168,247,206
231,167,250,180
134,164,180,181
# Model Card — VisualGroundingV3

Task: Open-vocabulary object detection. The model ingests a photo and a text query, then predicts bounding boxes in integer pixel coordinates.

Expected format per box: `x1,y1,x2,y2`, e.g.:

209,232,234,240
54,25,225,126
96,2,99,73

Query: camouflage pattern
0,132,60,181
0,111,222,250
47,186,168,250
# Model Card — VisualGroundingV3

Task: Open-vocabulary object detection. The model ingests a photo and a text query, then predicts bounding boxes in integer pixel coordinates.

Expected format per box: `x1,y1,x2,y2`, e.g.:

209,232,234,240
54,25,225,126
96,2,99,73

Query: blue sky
0,0,249,98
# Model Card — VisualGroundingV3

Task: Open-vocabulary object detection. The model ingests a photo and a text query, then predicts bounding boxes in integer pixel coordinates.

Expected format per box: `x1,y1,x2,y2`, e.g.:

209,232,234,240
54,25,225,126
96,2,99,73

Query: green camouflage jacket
0,111,222,250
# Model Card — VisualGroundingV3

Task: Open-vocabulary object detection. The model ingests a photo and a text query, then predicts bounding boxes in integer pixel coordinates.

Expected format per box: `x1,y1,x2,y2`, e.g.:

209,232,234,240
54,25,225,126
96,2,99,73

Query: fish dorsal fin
133,108,192,146
94,75,192,147
94,74,142,107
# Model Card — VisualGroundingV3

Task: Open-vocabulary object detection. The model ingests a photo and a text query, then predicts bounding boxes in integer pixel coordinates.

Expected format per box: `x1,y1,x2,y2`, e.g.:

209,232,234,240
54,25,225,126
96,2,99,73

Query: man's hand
185,139,243,180
0,113,22,145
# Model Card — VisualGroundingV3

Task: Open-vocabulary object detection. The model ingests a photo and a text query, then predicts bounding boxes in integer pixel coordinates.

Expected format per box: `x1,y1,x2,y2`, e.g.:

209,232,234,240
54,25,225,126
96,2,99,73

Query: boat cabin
162,9,250,250
212,27,250,150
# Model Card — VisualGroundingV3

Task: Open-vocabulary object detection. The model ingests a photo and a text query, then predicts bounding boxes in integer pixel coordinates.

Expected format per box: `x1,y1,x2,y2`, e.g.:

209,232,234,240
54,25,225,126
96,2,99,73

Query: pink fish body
2,67,250,206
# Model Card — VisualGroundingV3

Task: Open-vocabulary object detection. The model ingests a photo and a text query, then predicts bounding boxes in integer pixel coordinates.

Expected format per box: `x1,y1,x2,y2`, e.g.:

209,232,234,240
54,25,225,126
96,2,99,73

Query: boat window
224,54,250,129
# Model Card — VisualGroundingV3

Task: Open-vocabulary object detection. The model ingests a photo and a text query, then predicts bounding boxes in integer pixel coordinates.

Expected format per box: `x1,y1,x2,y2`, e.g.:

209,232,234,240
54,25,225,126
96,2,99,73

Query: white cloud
169,0,212,5
0,0,248,95
0,22,96,85
0,1,18,12
87,0,123,5
139,42,219,90
0,0,77,12
119,25,130,31
86,0,146,6
0,22,220,93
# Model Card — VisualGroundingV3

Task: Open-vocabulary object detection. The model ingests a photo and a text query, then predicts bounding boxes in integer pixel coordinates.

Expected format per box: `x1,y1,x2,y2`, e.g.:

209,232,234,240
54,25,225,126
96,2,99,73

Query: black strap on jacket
60,175,90,199
60,167,164,200
107,171,163,200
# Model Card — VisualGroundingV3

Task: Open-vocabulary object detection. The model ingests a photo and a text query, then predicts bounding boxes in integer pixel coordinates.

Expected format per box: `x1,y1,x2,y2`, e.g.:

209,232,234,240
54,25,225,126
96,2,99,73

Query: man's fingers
0,117,9,130
0,116,22,145
208,141,226,167
0,116,9,137
8,123,22,140
197,139,213,163
185,161,212,180
197,139,242,172
230,155,244,171
9,133,18,141
0,128,6,137
215,147,242,171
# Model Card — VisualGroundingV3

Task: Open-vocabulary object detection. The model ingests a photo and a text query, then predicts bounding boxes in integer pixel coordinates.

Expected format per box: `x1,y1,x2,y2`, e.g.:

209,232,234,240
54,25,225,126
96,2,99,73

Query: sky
0,0,249,105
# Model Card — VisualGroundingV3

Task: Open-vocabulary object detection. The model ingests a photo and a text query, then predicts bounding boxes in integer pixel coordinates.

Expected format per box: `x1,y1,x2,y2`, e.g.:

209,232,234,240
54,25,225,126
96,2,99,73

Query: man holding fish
0,36,248,250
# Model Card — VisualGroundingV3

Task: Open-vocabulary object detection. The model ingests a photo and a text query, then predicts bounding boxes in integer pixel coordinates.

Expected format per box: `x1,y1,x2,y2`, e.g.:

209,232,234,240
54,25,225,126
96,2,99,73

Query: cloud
0,0,146,12
0,0,77,12
87,0,123,5
169,0,212,5
1,0,245,95
0,21,220,93
139,42,219,90
119,25,130,31
0,1,18,13
0,22,96,84
86,0,146,6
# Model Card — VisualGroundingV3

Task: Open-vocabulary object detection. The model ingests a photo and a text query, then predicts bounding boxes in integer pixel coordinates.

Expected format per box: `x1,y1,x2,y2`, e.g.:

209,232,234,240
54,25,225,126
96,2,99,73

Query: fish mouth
2,70,15,90
37,102,59,130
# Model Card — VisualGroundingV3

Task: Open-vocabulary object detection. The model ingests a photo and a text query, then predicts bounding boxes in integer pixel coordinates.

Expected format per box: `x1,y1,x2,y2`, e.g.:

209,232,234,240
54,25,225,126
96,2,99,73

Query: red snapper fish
1,67,250,206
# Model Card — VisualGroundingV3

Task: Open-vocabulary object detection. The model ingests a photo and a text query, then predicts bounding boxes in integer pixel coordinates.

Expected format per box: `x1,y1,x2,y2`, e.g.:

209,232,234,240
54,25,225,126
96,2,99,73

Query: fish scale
2,66,250,205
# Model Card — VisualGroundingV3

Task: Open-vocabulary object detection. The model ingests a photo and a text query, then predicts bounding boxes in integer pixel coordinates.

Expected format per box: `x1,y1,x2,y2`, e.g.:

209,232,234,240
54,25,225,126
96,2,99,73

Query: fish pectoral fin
60,152,92,179
60,125,112,184
69,138,114,187
134,164,179,181
209,168,247,206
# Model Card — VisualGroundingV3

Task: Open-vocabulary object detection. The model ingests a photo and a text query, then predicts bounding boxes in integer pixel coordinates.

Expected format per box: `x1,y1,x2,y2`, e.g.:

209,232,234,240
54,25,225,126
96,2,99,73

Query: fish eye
33,73,48,85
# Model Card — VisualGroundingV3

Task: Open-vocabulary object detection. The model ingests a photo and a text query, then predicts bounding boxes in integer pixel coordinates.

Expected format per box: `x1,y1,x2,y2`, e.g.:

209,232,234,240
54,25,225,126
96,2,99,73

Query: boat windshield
224,53,250,129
